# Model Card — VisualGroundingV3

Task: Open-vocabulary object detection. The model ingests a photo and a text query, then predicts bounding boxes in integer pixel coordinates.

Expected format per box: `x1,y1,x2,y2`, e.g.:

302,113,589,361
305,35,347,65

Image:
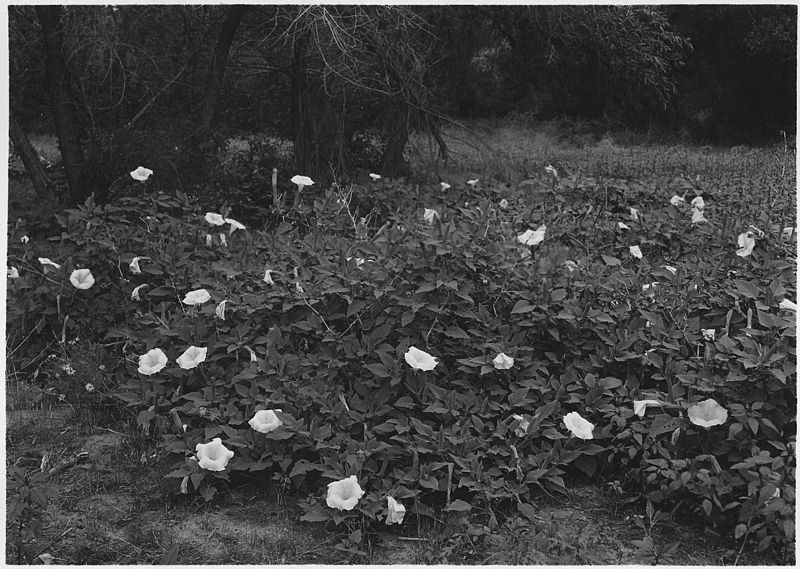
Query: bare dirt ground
6,398,782,566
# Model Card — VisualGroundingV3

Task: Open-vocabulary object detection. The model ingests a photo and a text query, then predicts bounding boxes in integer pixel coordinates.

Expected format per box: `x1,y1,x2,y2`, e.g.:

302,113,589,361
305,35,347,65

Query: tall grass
407,119,797,185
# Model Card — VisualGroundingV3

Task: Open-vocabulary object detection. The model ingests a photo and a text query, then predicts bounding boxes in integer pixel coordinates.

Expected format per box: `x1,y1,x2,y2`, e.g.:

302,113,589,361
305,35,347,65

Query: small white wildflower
130,166,153,181
369,173,381,181
701,329,715,341
545,165,558,178
499,198,509,209
423,208,440,225
21,235,29,243
224,218,246,234
630,208,640,222
131,283,148,301
467,179,479,187
205,212,225,226
85,383,95,393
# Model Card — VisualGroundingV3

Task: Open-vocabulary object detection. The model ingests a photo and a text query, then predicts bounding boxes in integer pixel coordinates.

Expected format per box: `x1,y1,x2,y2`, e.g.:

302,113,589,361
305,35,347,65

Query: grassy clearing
408,119,795,186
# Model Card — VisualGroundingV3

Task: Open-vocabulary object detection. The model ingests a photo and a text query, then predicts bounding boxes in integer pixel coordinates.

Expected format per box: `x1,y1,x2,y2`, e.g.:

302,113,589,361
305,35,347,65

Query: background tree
35,5,92,204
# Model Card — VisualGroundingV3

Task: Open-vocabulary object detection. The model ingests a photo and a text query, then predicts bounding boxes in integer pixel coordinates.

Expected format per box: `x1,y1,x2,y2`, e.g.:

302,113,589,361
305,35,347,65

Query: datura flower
138,348,168,375
205,234,213,247
131,283,148,301
70,268,95,289
215,300,228,320
21,235,29,243
386,496,406,525
130,166,153,181
499,198,509,209
263,268,275,285
423,208,440,224
195,438,234,472
248,409,283,433
687,399,728,428
205,212,225,226
440,181,451,191
8,266,20,279
176,346,207,370
326,475,364,511
736,232,756,257
629,245,643,259
38,257,61,270
183,289,211,305
564,260,578,273
512,414,530,437
405,346,438,371
630,207,640,222
225,218,246,234
618,221,630,230
563,411,594,440
691,209,708,224
129,256,150,274
633,399,664,417
467,179,479,187
782,227,793,239
779,298,797,311
669,195,685,206
662,266,677,275
691,196,705,211
346,257,365,268
492,353,514,370
701,328,716,341
545,164,558,178
291,175,314,188
219,234,228,247
369,173,381,181
518,225,546,246
295,282,304,294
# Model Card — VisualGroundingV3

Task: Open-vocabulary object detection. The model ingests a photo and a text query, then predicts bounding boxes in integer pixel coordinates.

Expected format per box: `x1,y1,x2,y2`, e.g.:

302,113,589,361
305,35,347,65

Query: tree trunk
291,37,309,172
9,114,55,199
200,5,248,132
380,102,411,178
35,5,90,205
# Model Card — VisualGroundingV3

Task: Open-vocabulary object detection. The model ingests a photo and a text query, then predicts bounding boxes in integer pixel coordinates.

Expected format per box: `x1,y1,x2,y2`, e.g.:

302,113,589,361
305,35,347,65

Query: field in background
408,119,796,185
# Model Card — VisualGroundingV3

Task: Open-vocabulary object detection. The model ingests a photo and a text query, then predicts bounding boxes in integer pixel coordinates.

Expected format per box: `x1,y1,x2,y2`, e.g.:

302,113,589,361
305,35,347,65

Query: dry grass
407,118,796,186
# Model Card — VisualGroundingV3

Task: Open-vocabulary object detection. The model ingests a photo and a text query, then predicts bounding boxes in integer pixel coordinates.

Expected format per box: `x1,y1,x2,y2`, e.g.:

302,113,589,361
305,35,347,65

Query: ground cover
6,131,796,564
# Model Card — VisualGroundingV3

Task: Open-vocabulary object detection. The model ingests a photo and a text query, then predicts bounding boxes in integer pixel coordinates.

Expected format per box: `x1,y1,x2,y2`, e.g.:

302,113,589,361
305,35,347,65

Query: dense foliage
6,146,795,560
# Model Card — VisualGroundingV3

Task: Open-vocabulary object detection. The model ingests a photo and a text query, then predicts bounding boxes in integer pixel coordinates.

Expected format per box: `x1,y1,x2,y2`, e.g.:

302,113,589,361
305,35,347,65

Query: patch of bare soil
6,406,786,565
